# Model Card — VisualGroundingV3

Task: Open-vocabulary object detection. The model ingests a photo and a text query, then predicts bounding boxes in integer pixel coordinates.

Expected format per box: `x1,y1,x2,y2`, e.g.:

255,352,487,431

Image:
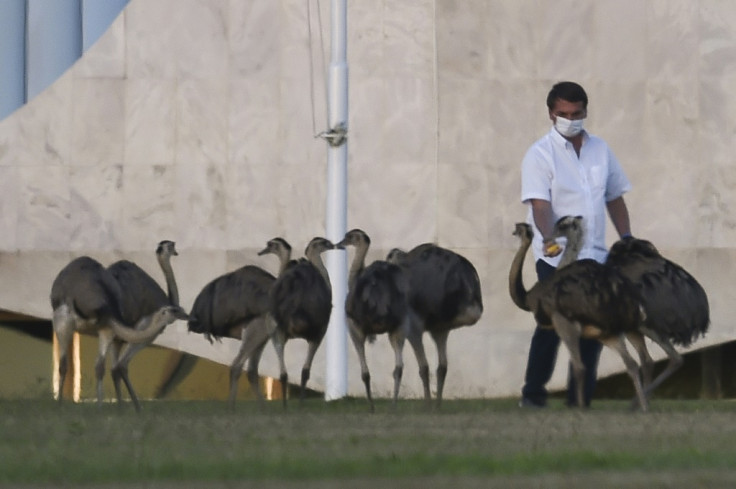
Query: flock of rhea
50,229,483,412
50,218,708,412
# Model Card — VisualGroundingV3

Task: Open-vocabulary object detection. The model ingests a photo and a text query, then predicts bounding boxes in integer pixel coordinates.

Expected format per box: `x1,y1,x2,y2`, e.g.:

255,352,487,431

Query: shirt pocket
588,165,607,190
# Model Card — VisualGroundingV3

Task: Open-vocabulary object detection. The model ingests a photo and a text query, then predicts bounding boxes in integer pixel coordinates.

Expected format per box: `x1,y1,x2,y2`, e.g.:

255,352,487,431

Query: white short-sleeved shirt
521,127,631,266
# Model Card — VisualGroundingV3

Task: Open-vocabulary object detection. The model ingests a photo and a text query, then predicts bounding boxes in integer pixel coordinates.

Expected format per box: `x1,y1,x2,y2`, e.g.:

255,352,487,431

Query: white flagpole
323,0,348,401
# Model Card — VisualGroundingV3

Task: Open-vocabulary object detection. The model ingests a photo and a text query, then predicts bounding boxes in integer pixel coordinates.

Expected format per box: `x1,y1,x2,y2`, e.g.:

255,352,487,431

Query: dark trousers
521,260,603,407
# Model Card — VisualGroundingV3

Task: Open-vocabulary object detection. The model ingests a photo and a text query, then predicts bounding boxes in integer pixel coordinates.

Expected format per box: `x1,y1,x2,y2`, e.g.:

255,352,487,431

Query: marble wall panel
488,164,524,247
594,0,648,82
169,249,228,312
0,117,20,167
224,162,284,249
125,1,179,79
229,0,281,81
175,78,228,166
68,164,123,251
277,161,328,247
484,331,535,395
535,0,596,82
436,0,491,80
700,162,736,248
8,75,73,167
280,16,311,88
483,0,536,82
125,79,176,165
647,0,699,81
175,0,229,79
229,78,281,166
624,154,692,247
382,0,434,78
348,160,437,249
381,77,435,166
482,79,541,178
695,248,736,341
631,81,700,245
698,75,736,247
437,78,493,165
0,166,18,250
446,330,494,398
282,0,310,44
485,249,535,332
72,78,125,166
74,14,126,79
16,166,70,250
347,1,383,79
586,81,647,172
644,81,700,166
175,163,228,250
348,76,385,170
278,79,323,167
0,252,74,318
700,0,736,78
119,164,177,249
126,0,228,79
437,162,489,248
699,75,736,139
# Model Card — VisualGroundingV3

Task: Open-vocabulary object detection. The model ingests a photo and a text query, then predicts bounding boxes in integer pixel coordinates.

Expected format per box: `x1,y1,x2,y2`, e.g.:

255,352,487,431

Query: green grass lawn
2,398,736,488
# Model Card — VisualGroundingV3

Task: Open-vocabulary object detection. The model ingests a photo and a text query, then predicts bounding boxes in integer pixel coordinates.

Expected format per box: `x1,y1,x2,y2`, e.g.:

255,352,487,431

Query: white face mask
554,116,585,138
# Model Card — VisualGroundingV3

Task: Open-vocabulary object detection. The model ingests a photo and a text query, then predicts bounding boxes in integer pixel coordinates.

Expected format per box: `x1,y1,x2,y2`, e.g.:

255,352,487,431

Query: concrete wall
1,0,734,399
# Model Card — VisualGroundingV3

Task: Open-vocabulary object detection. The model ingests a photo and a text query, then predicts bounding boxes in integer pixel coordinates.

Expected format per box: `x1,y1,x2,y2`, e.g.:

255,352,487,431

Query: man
519,81,633,408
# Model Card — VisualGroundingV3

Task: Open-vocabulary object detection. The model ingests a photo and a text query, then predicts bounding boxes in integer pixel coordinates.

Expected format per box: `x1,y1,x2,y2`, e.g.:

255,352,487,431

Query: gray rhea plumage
50,251,188,411
509,215,649,410
338,229,412,412
606,237,709,346
388,240,483,408
605,236,710,398
104,240,180,410
188,265,275,342
186,237,292,406
269,237,335,407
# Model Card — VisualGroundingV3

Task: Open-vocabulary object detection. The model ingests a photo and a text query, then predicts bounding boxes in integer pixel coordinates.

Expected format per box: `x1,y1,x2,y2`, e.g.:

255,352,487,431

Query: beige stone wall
1,0,733,399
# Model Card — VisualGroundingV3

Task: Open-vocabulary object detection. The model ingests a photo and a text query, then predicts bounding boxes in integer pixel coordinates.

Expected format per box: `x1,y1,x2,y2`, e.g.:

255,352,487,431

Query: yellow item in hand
546,243,561,254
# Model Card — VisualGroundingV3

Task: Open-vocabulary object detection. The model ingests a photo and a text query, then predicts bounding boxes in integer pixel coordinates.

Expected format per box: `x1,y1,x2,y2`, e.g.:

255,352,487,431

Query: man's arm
606,196,632,238
529,198,562,257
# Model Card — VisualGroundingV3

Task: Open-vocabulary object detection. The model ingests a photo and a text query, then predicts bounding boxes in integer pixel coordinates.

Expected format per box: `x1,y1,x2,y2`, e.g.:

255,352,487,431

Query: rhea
268,237,335,407
104,240,181,411
187,238,292,406
50,255,188,409
509,216,648,410
387,241,483,408
606,236,709,399
338,229,425,412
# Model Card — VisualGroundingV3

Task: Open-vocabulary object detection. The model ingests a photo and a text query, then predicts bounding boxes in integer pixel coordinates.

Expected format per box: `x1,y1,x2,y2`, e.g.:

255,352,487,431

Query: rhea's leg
112,341,146,412
95,328,116,407
300,339,322,404
406,311,431,404
553,313,585,408
348,322,373,412
602,335,648,412
53,306,74,405
270,329,289,408
388,329,406,409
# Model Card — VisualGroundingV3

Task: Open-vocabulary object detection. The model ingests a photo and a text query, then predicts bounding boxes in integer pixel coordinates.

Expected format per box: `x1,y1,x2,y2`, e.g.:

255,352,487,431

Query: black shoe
518,397,546,409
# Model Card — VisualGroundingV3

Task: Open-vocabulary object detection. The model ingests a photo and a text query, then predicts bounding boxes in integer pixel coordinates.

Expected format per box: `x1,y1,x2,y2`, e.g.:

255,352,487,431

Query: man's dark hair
546,81,588,110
